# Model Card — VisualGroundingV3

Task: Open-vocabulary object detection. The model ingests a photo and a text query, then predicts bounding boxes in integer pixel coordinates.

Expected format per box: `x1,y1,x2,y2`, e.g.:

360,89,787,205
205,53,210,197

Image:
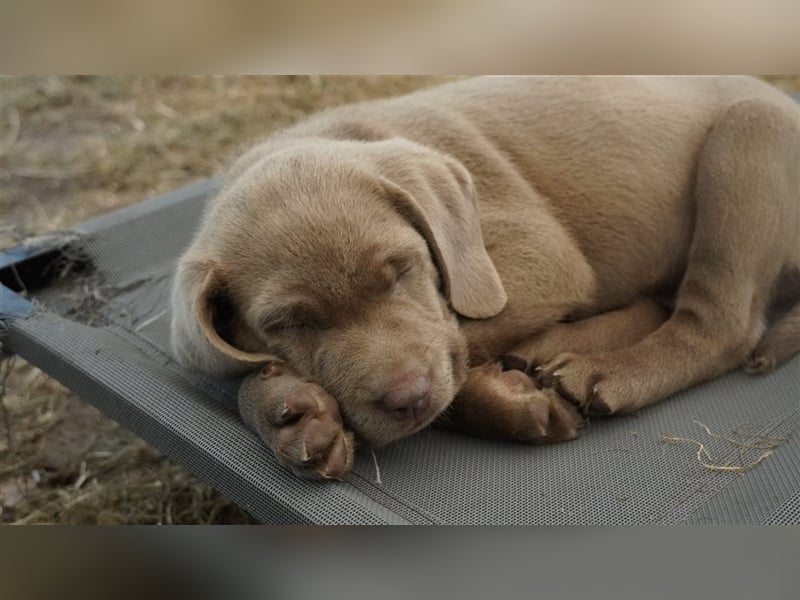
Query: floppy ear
170,257,279,377
374,141,507,319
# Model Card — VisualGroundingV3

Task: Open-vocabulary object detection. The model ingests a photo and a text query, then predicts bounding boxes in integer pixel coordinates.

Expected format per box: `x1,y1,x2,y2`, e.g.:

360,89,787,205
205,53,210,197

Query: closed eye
264,322,307,332
396,262,413,279
261,305,320,333
388,254,416,283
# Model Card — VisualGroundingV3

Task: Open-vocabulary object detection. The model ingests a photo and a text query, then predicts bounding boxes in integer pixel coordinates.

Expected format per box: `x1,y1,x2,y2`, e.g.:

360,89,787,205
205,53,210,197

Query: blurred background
1,75,798,524
4,1,800,73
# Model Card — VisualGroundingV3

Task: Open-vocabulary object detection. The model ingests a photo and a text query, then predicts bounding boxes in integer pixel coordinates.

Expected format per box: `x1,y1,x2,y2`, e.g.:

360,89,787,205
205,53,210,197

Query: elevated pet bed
3,160,799,526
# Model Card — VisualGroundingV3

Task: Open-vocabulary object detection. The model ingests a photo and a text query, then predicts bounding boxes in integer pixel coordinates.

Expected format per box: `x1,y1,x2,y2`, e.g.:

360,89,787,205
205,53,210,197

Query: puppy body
172,77,800,477
231,76,798,354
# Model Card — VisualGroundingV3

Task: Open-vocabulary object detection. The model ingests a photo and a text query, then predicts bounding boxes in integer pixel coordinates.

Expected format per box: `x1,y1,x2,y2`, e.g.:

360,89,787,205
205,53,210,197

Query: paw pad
261,362,286,378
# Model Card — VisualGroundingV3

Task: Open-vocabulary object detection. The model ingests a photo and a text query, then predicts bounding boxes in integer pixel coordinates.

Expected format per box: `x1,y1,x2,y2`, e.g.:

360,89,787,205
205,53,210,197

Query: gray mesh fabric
4,178,799,524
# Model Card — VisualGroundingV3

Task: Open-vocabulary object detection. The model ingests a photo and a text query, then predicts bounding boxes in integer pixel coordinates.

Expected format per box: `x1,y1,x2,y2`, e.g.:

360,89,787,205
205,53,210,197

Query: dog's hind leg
537,98,800,415
747,303,800,373
748,266,800,373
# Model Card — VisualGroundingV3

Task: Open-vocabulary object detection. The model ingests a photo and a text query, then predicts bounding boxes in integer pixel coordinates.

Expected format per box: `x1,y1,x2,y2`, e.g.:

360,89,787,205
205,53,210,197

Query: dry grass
661,420,788,473
0,75,796,524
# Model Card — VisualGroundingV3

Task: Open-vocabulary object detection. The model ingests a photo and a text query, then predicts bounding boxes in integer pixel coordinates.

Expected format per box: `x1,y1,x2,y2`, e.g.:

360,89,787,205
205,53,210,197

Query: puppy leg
747,303,800,374
539,99,800,415
502,298,669,374
436,362,584,443
238,363,355,480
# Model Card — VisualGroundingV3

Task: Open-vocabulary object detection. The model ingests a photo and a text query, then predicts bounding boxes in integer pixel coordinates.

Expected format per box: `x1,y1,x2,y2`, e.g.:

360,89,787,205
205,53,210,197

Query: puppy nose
380,372,431,421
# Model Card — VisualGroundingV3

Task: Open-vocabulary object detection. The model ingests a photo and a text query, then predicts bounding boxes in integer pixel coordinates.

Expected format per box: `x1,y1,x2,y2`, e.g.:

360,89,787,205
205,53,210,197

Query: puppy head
172,138,506,446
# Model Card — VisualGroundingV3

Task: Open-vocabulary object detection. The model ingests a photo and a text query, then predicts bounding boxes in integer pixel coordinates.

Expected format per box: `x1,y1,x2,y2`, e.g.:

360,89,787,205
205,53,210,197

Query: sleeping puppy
171,77,800,480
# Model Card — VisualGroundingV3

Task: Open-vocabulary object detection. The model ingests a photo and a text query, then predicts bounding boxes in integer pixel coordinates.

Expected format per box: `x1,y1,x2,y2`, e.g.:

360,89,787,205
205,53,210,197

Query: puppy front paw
445,363,585,444
239,364,355,480
495,368,585,443
535,353,624,416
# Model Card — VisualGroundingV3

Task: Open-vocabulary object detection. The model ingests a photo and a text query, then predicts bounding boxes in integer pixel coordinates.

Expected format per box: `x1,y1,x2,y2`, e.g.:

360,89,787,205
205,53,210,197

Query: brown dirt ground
1,75,798,524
